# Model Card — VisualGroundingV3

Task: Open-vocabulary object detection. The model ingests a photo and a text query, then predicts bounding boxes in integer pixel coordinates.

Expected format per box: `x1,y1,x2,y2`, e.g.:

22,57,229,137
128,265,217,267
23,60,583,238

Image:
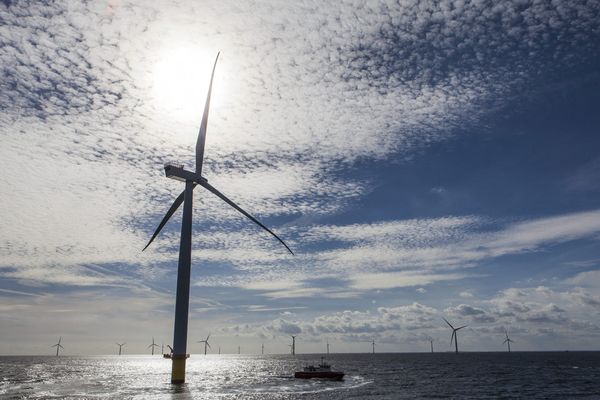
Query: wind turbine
142,53,294,384
427,336,433,353
503,330,514,352
197,334,211,355
116,342,125,356
290,335,297,356
261,343,264,355
218,346,221,355
238,345,241,354
443,318,467,353
326,339,330,355
51,337,64,356
371,339,375,354
148,337,159,355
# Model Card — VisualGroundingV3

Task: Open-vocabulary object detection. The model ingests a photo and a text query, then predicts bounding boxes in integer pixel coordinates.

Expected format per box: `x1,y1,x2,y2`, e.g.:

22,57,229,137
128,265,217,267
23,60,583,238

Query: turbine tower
197,334,211,355
372,339,375,354
443,317,467,353
290,335,296,356
429,338,434,353
116,342,125,356
261,343,264,355
148,337,159,355
52,337,64,356
143,53,294,384
503,330,514,352
238,345,241,354
326,339,330,355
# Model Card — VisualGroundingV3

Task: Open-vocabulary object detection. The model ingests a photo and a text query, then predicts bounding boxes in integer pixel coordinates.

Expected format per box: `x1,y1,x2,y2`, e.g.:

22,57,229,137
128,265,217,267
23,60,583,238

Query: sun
152,47,224,121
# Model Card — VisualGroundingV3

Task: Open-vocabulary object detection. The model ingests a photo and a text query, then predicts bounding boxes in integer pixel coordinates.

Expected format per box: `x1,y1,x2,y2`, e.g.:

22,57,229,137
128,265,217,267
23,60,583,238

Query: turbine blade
456,325,468,330
207,342,212,349
442,317,454,329
198,180,294,255
450,331,455,345
196,52,220,176
142,190,186,251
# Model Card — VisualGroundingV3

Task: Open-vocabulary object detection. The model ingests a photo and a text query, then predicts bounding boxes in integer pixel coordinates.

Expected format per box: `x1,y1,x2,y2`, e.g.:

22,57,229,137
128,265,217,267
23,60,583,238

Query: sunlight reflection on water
2,355,370,399
2,353,599,399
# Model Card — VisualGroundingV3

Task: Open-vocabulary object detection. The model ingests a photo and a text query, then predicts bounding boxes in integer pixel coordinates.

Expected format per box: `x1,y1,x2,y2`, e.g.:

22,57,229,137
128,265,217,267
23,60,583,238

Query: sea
1,352,599,399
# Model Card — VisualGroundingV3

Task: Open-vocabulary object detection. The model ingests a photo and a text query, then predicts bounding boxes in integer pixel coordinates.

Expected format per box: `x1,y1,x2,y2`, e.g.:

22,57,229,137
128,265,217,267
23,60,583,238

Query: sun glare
152,48,225,121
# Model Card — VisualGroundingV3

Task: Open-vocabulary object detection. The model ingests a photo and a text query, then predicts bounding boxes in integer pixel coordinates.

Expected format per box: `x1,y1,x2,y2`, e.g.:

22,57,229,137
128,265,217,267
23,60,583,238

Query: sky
1,0,600,355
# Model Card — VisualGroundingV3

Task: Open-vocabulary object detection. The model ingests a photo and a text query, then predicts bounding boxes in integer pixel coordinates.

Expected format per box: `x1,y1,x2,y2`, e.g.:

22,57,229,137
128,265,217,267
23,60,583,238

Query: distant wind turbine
443,318,467,353
116,342,125,356
290,335,296,356
238,345,240,354
326,339,330,355
142,52,294,384
503,330,514,352
197,334,211,355
52,337,64,356
372,339,375,354
261,343,264,355
148,337,159,355
218,346,221,355
429,338,434,353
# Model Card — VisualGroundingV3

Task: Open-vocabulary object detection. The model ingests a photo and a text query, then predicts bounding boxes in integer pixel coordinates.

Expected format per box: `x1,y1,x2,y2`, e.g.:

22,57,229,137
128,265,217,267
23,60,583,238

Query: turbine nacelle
164,164,208,185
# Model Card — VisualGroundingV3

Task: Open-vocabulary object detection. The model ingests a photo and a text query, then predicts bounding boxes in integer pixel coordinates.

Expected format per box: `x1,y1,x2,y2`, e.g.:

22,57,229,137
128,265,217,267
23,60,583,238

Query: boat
294,358,344,380
163,353,189,359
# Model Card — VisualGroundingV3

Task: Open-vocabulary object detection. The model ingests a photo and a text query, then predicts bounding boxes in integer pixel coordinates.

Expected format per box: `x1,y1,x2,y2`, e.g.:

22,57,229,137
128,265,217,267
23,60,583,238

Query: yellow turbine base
171,356,187,384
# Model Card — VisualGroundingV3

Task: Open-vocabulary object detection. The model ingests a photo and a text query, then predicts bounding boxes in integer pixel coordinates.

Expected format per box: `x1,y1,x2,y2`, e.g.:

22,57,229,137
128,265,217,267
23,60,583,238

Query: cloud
565,156,600,193
446,304,496,323
227,302,440,341
349,271,467,290
486,286,600,335
2,0,599,286
566,270,600,288
217,285,600,348
1,1,600,353
180,209,600,300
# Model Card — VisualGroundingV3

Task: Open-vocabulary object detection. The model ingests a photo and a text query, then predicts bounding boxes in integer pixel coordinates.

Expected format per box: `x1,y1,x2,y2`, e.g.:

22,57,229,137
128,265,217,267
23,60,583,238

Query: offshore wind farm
2,0,600,398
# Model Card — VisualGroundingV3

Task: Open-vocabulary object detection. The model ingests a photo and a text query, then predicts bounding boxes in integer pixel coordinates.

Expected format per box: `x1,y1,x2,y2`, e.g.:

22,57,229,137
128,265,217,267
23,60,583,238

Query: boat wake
233,374,372,395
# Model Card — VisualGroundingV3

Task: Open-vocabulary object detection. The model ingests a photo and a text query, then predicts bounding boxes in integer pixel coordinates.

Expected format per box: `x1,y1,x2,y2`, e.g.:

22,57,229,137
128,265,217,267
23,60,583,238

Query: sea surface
1,352,599,399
